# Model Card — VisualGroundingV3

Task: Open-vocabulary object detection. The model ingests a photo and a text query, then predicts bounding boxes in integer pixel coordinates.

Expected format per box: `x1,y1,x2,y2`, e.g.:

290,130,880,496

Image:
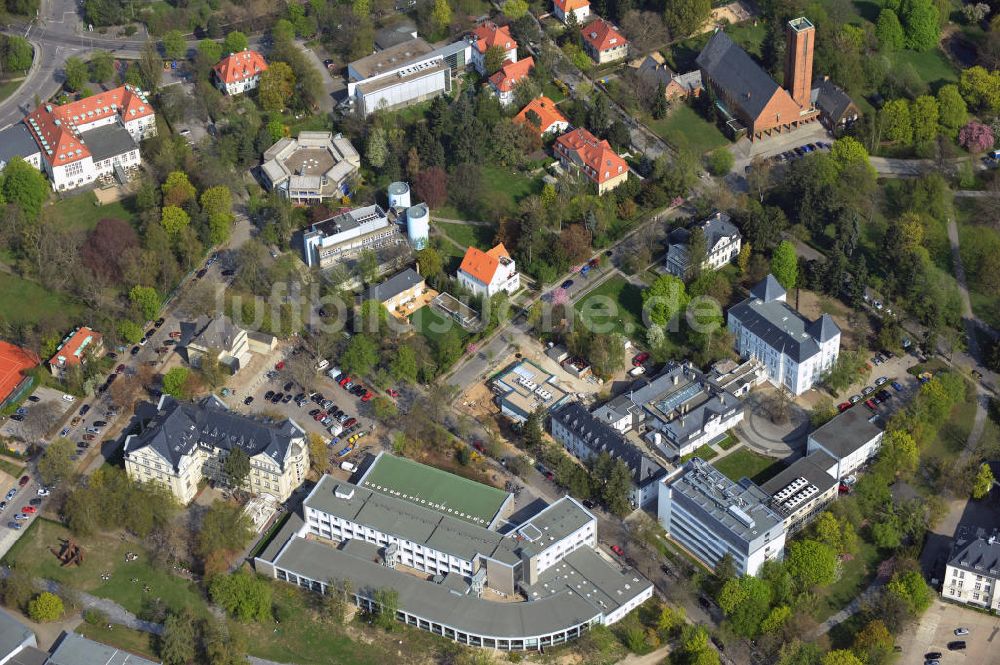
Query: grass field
680,444,719,463
0,457,25,479
894,49,960,91
436,222,496,252
359,454,509,525
647,105,729,155
3,519,207,619
0,79,22,104
51,192,139,233
76,622,159,660
815,540,881,621
480,165,543,204
410,305,471,345
574,276,645,339
712,448,783,484
0,272,82,329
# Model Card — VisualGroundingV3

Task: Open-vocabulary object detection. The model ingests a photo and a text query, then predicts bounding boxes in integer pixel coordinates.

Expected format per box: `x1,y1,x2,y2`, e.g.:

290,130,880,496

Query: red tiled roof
489,57,534,93
24,85,154,167
554,0,589,12
213,49,269,85
514,96,568,133
0,341,38,405
581,18,627,53
555,127,627,184
460,243,511,284
48,327,102,370
471,22,517,55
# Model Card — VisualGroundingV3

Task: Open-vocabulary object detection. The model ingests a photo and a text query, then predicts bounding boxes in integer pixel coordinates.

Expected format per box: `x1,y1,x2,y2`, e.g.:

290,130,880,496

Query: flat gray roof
0,609,32,662
82,122,137,163
48,632,159,665
759,450,837,513
356,60,448,96
350,38,435,79
808,408,882,459
514,497,594,556
305,476,521,565
270,537,649,638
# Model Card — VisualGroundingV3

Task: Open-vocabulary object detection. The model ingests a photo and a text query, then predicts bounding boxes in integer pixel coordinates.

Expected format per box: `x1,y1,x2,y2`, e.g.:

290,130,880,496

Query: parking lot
0,386,75,444
898,598,1000,664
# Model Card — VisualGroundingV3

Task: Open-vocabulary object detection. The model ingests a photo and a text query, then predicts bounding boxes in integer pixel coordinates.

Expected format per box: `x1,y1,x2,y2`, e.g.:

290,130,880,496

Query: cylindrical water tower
388,181,411,209
407,203,430,250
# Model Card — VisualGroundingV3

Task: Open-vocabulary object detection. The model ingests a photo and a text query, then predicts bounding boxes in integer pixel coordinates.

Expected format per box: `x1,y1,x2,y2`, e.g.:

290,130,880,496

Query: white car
954,627,969,636
61,394,75,402
36,488,50,497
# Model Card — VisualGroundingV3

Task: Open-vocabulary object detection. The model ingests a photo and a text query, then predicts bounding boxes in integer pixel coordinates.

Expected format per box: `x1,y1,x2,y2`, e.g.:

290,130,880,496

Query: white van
329,423,344,437
628,366,646,377
340,461,357,473
327,366,342,381
314,358,329,371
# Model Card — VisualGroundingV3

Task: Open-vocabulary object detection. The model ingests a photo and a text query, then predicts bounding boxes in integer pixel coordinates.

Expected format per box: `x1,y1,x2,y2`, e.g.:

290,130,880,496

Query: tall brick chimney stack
784,17,815,109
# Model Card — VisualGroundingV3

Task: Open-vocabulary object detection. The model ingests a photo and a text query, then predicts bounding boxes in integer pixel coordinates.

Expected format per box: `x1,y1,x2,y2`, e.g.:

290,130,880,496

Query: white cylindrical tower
387,181,411,209
406,203,430,250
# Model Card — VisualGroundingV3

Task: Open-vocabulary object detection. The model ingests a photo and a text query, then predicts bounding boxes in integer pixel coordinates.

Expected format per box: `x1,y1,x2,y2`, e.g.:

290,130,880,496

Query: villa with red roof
48,326,104,379
457,243,520,298
21,84,156,191
469,22,518,75
0,342,39,410
213,49,269,96
554,128,629,195
581,18,629,64
514,96,569,136
488,57,534,106
553,0,590,24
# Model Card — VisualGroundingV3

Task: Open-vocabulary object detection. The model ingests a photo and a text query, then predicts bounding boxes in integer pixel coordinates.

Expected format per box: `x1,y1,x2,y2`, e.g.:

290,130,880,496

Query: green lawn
0,457,25,479
680,444,719,463
574,275,645,339
815,540,881,621
76,623,159,661
894,49,960,91
3,519,208,619
927,398,978,462
647,105,729,155
50,191,139,233
957,218,1000,329
410,305,471,345
0,272,82,329
726,21,768,58
717,434,739,451
711,448,782,483
436,222,496,251
0,79,22,104
480,165,543,205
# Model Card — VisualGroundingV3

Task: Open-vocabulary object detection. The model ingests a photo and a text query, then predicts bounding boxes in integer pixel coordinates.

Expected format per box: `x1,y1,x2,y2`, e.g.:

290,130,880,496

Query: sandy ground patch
794,289,870,351
701,1,757,33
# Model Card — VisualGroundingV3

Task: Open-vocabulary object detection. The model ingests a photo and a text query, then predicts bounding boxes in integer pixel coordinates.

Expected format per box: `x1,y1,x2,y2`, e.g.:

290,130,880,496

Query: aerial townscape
0,0,999,663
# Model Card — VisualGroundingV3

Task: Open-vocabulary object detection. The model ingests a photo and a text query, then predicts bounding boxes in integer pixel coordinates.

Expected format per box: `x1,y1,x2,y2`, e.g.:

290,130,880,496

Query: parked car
264,391,275,400
862,386,875,396
283,381,294,392
891,380,904,391
26,395,40,403
4,489,16,501
610,544,625,556
243,396,254,405
9,415,24,422
632,352,650,367
875,376,888,386
864,399,878,410
7,523,20,530
837,402,852,412
849,394,862,404
18,476,29,487
21,506,35,514
560,280,574,289
361,391,373,402
36,487,51,497
947,641,966,650
954,627,969,636
28,498,41,505
343,417,357,429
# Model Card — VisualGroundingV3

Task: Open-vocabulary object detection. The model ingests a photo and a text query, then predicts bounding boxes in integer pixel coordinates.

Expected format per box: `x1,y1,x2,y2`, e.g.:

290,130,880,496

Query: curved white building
388,181,411,209
406,203,430,249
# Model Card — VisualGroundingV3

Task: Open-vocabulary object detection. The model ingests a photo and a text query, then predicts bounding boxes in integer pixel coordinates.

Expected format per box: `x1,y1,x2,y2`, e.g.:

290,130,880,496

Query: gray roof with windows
948,528,1000,577
808,408,882,459
759,450,838,502
305,475,523,565
696,30,781,119
551,401,666,487
269,537,650,638
124,395,305,471
811,78,856,122
668,458,783,543
0,124,40,166
47,632,159,665
513,495,595,557
180,315,244,352
362,268,424,304
728,276,840,364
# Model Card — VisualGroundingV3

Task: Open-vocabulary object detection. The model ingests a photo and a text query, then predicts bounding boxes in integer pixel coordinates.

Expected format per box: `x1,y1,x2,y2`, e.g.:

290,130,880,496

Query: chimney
784,17,815,109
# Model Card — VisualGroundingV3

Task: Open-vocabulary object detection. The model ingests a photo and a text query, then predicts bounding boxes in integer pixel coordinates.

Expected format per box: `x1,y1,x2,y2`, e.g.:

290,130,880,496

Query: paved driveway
897,599,1000,664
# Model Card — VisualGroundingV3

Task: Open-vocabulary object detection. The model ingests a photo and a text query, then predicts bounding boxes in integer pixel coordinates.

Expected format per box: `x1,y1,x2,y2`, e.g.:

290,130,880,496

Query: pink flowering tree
958,121,996,153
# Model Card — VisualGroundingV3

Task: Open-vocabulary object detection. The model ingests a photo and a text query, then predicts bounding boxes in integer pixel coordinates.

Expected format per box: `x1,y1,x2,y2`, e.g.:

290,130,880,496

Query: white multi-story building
22,85,155,191
592,362,744,460
254,456,653,651
658,458,786,576
457,243,520,298
301,204,403,269
806,408,884,479
347,38,471,116
759,450,839,534
664,212,742,277
552,0,590,24
550,401,666,508
727,275,840,396
469,22,517,75
942,527,1000,610
123,395,308,504
213,49,269,95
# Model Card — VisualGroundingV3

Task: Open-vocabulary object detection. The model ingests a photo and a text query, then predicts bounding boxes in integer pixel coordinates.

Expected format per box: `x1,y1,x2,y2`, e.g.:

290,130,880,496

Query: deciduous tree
642,274,689,327
937,84,968,133
258,61,295,113
39,438,74,486
222,32,249,54
161,30,186,60
209,569,273,622
63,56,88,90
875,9,904,50
162,367,191,398
972,462,995,499
413,167,448,209
27,592,63,622
770,240,798,290
129,285,161,320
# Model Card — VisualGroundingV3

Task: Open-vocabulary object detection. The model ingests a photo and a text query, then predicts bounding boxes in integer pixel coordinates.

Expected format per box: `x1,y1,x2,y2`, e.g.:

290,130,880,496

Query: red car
275,361,285,370
864,398,878,411
838,483,850,494
339,376,352,387
472,441,484,452
361,391,373,402
632,352,650,367
610,544,625,556
387,388,399,398
18,476,29,487
343,417,357,429
837,401,852,412
169,331,182,339
21,506,36,514
313,411,327,421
